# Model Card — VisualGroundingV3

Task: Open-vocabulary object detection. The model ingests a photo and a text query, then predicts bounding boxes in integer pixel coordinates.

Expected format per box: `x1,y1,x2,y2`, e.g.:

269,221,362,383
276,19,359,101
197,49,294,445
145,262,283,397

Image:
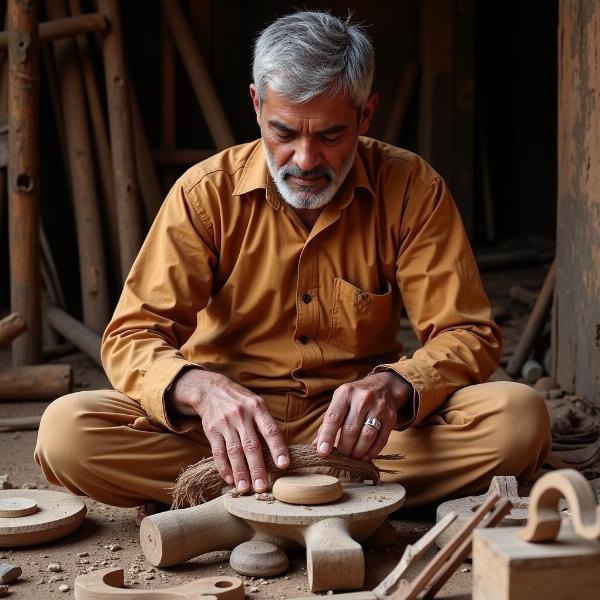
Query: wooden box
473,525,600,600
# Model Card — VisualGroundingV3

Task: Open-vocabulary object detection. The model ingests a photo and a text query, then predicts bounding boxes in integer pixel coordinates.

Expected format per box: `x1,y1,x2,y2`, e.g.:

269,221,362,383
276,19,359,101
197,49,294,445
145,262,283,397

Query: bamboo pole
98,0,143,279
0,364,72,400
161,0,235,150
8,0,42,365
45,0,110,333
0,12,106,49
68,0,120,279
45,303,102,366
130,83,163,226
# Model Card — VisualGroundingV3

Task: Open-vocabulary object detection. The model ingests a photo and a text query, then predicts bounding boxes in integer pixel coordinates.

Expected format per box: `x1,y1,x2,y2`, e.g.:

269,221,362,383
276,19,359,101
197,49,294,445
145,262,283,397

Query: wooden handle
303,517,364,592
140,496,253,567
74,567,244,599
520,469,600,542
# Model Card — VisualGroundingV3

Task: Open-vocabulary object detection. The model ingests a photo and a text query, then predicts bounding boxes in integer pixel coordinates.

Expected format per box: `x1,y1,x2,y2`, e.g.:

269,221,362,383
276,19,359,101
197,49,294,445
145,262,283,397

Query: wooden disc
0,498,38,517
225,481,405,525
230,540,289,577
272,474,343,505
0,489,86,547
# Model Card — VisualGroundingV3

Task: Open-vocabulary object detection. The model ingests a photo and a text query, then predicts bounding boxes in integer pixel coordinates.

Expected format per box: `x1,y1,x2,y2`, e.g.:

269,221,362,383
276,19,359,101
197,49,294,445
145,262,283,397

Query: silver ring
363,417,382,432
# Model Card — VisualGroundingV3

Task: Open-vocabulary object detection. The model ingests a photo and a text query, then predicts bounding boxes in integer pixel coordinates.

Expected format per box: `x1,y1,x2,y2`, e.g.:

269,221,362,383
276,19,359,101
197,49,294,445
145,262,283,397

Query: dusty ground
0,266,548,598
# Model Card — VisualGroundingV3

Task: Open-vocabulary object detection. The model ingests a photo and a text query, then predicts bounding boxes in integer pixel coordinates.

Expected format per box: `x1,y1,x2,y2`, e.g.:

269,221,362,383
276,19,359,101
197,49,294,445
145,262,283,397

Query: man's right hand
167,368,290,494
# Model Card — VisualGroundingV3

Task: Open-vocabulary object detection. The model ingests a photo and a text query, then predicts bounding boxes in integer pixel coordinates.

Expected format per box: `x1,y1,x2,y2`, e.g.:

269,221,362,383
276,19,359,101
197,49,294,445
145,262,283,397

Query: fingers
254,401,290,470
316,386,350,456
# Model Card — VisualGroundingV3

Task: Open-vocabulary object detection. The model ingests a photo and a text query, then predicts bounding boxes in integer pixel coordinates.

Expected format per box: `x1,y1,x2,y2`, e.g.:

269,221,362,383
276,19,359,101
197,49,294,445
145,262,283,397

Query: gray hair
253,11,374,108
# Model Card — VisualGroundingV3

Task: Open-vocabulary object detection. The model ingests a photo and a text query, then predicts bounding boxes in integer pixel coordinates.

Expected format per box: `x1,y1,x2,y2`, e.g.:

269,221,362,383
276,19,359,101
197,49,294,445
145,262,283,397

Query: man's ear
358,92,379,135
249,83,261,125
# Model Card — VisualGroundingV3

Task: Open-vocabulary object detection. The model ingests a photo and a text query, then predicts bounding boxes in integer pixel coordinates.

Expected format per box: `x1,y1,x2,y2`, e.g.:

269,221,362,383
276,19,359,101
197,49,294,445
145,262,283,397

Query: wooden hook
520,469,600,543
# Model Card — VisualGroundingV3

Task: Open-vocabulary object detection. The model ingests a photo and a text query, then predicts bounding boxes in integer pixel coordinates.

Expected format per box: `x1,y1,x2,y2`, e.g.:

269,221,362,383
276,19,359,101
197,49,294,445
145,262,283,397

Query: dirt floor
0,266,549,598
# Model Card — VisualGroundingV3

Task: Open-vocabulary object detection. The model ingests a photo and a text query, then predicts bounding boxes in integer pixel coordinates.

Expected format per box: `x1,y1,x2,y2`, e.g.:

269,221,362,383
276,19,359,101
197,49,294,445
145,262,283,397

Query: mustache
280,164,333,182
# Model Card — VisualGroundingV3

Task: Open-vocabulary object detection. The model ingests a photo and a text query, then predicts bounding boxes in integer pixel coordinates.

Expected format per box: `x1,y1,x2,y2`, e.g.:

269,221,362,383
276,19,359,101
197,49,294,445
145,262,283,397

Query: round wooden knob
272,474,343,505
0,497,38,517
230,540,289,577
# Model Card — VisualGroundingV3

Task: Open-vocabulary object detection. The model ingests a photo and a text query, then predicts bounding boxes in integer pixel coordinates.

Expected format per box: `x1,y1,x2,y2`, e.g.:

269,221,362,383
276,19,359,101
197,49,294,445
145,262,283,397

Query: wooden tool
291,493,511,600
435,475,566,550
74,568,244,600
272,473,343,505
473,469,600,600
0,489,86,547
141,481,405,592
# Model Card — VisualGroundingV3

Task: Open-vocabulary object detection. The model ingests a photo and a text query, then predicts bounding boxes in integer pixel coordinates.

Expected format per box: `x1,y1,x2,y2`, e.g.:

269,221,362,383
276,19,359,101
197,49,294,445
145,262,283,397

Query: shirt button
299,335,309,344
296,370,306,378
302,293,312,304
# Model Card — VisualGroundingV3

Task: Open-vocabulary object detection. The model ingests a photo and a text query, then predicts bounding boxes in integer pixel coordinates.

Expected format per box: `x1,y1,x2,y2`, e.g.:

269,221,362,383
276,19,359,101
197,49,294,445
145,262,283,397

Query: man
35,11,551,513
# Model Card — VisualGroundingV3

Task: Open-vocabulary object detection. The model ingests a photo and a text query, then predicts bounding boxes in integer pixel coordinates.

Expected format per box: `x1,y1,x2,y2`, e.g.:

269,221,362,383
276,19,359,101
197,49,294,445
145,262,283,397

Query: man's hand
315,371,412,460
167,368,290,493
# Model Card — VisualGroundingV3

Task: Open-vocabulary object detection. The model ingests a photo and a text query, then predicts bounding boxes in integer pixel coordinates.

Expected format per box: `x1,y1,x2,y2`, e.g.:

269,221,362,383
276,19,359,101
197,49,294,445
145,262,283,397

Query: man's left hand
315,371,412,460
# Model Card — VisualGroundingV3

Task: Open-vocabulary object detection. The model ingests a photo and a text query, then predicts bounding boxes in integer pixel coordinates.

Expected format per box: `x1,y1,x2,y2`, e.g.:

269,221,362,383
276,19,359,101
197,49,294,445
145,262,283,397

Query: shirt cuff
141,355,204,433
370,357,446,428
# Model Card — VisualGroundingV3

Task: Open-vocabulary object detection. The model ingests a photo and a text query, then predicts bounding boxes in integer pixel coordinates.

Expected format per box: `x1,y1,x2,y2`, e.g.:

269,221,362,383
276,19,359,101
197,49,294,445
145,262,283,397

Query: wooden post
161,0,235,150
98,0,143,280
555,1,600,406
8,0,42,365
46,0,110,334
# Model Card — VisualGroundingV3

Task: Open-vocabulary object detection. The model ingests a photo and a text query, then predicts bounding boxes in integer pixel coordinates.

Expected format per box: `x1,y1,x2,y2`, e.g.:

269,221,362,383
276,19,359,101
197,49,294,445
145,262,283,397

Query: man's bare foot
135,501,169,527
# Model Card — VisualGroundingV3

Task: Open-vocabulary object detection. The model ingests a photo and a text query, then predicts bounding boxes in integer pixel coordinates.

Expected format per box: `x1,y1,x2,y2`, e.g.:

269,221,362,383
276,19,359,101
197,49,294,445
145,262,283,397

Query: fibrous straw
172,444,402,508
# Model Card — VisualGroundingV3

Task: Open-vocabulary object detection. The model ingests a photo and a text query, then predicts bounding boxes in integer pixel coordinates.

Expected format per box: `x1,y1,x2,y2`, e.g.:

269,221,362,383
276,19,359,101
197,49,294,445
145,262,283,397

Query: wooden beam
8,0,42,365
0,13,106,49
555,1,600,405
161,0,235,150
0,364,72,400
98,0,144,280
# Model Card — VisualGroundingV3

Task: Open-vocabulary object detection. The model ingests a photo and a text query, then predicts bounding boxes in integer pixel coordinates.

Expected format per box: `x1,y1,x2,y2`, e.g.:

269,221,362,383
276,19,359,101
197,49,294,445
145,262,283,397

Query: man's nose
293,139,321,173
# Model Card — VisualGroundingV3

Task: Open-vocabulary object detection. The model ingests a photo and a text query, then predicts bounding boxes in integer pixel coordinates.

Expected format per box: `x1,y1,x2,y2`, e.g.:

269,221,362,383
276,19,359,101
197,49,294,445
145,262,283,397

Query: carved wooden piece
229,540,289,577
0,489,86,547
141,482,405,592
74,568,244,600
0,497,38,517
272,474,343,505
473,469,600,600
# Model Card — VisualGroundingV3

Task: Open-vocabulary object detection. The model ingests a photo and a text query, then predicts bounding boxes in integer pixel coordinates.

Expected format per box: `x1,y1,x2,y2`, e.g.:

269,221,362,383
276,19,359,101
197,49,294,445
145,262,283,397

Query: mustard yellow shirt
101,137,501,433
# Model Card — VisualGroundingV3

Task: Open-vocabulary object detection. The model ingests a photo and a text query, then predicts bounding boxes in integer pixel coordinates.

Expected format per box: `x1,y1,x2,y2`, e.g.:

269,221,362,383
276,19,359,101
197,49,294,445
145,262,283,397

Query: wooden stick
45,0,110,334
506,259,556,377
44,303,102,366
422,498,512,598
98,0,144,280
382,61,419,145
0,415,41,431
67,0,120,281
130,82,163,227
161,0,235,150
8,0,42,365
152,148,215,165
0,313,27,348
39,224,66,307
0,364,72,400
0,13,106,49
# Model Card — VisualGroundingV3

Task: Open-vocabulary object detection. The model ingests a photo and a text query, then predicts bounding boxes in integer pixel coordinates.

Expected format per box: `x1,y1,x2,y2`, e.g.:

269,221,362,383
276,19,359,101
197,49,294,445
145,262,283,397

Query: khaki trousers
35,381,551,508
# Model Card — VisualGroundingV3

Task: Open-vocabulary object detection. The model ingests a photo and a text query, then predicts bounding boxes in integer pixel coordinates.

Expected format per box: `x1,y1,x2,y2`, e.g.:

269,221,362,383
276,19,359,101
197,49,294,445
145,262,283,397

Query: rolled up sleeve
373,176,502,426
101,180,218,431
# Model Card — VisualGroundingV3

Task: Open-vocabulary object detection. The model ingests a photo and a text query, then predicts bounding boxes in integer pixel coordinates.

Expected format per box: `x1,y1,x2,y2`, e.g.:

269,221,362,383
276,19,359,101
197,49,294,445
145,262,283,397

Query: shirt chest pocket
327,277,393,354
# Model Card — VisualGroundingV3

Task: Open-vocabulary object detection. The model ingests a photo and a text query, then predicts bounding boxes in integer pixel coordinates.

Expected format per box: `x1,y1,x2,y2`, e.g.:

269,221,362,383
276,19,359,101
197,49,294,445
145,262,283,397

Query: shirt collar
232,138,376,207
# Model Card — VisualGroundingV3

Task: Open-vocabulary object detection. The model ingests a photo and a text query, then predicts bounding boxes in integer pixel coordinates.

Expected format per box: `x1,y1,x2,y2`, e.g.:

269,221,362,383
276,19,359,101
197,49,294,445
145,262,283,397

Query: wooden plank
8,0,42,365
98,0,144,280
0,13,106,49
555,0,600,406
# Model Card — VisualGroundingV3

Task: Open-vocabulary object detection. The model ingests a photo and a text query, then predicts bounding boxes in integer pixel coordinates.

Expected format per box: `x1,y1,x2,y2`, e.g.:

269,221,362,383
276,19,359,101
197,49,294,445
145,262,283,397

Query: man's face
250,85,378,210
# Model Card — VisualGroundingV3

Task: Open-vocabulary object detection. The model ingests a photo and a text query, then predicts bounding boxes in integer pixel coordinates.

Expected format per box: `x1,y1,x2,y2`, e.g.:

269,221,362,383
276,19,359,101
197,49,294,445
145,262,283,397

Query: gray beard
263,140,357,210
